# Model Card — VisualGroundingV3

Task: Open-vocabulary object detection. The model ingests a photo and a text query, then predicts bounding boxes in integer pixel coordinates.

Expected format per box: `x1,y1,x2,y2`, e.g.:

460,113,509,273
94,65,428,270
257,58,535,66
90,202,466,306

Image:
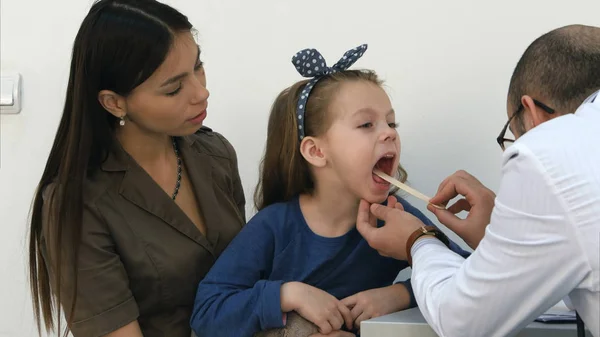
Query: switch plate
0,72,22,114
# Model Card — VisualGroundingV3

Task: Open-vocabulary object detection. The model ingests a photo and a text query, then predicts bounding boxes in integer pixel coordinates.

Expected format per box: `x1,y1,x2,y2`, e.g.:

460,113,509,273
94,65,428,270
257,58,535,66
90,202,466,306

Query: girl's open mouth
372,154,395,185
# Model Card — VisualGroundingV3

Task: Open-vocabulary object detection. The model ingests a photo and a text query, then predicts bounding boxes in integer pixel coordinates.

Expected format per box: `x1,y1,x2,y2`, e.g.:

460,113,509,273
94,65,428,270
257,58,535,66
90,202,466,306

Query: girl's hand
341,283,410,328
281,282,353,334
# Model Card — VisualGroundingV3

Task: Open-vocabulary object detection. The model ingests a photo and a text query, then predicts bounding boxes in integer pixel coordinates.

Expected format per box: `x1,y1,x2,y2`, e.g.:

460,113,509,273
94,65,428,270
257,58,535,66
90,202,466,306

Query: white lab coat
411,90,600,337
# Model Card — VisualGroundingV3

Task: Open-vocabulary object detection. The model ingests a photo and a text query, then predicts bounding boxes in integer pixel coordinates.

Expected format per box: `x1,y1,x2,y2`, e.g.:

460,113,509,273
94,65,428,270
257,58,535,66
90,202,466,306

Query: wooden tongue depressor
373,169,445,209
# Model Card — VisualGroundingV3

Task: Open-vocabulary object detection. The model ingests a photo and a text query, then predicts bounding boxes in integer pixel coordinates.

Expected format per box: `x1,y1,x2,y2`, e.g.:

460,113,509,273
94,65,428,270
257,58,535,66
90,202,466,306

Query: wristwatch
406,225,450,265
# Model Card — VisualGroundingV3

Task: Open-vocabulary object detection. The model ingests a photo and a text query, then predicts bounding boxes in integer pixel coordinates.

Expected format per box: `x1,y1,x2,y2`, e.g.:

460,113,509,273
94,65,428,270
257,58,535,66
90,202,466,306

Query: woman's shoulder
42,179,107,213
187,125,237,161
41,173,114,220
39,180,109,246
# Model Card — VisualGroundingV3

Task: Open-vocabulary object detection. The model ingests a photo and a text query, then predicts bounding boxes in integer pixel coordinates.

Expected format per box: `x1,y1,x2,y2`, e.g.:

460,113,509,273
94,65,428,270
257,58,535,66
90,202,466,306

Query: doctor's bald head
507,24,600,130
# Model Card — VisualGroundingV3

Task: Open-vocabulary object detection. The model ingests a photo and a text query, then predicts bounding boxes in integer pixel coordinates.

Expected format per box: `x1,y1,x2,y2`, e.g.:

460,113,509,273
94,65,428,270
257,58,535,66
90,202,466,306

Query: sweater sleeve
392,196,472,309
190,213,285,337
397,196,471,258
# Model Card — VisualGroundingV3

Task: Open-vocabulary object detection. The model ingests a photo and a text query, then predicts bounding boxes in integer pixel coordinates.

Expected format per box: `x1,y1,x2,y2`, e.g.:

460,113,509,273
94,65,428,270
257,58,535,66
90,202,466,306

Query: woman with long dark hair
28,1,245,336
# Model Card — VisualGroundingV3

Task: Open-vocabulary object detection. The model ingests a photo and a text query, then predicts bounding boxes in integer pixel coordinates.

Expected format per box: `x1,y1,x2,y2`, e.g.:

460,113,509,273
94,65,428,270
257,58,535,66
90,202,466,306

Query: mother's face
103,31,210,137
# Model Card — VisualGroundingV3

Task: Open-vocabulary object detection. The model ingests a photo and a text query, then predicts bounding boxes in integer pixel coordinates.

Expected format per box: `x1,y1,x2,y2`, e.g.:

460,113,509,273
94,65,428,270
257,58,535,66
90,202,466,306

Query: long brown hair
254,70,407,211
28,0,193,335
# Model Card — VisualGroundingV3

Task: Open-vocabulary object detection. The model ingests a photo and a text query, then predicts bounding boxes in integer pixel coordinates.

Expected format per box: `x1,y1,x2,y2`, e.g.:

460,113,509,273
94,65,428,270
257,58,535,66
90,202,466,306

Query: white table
361,307,592,337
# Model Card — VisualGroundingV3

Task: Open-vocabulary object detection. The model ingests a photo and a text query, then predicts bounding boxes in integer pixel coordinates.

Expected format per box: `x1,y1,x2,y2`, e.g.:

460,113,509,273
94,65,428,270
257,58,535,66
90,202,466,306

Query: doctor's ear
521,95,556,128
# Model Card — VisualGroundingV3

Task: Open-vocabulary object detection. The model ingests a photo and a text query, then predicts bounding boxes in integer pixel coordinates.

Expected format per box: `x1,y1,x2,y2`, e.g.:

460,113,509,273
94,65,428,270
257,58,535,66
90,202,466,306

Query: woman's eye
166,86,182,96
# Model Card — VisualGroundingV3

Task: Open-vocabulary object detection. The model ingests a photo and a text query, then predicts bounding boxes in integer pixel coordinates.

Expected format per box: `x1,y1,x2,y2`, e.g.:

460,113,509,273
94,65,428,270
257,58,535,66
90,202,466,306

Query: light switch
1,79,15,106
0,72,22,114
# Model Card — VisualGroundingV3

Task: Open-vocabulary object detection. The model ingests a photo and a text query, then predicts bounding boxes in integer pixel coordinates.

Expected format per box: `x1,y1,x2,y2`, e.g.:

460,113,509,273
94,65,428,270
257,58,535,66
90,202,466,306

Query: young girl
190,45,469,337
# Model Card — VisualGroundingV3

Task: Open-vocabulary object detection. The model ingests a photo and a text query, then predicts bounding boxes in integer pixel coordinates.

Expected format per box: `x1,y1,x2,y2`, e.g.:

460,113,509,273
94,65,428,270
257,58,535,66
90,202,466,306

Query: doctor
357,24,600,337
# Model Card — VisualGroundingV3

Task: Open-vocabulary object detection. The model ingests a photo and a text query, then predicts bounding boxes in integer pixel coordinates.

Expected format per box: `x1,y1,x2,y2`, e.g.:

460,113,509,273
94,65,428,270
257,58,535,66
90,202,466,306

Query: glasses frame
496,98,555,150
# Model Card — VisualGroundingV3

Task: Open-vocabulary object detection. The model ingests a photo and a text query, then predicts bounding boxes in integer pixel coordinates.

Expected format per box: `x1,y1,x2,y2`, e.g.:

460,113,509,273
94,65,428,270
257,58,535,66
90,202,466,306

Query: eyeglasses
496,99,555,150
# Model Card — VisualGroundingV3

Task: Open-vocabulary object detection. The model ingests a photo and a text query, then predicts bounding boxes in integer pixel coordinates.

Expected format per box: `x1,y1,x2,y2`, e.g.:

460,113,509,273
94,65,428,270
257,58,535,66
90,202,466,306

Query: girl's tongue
372,173,388,184
372,157,393,184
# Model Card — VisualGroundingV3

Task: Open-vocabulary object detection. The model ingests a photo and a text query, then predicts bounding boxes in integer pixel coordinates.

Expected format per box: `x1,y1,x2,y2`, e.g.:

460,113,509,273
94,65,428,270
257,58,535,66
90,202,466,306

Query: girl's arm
191,210,353,337
341,283,411,328
190,215,285,337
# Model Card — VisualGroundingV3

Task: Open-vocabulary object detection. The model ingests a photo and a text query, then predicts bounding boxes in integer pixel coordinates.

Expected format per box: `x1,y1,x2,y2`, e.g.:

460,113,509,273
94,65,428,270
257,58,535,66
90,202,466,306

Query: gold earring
119,115,126,126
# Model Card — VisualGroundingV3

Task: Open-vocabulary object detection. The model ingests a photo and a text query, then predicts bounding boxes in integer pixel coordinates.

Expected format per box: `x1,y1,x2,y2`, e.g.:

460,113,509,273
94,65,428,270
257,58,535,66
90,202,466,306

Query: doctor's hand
427,170,496,249
356,197,424,261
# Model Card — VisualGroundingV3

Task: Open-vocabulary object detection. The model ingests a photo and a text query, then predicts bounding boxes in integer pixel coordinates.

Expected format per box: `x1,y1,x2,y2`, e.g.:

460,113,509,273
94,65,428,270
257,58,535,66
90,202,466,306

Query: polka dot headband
291,44,368,141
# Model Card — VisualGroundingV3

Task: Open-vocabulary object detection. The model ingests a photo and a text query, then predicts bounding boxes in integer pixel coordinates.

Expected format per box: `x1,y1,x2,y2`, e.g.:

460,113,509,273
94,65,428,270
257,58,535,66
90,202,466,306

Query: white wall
1,0,598,336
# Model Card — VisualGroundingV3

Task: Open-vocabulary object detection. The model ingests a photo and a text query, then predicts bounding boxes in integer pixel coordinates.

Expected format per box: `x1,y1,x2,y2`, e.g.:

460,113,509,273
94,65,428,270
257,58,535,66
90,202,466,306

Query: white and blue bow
291,44,368,141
